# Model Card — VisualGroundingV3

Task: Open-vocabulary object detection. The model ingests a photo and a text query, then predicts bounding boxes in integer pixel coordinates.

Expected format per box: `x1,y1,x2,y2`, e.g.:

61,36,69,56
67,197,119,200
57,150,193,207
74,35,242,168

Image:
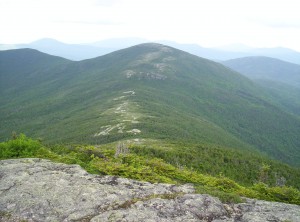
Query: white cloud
0,0,300,51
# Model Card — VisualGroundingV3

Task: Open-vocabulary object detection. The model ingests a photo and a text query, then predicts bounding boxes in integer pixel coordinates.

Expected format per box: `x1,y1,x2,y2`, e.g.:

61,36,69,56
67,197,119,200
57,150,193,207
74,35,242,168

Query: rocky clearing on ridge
1,158,299,222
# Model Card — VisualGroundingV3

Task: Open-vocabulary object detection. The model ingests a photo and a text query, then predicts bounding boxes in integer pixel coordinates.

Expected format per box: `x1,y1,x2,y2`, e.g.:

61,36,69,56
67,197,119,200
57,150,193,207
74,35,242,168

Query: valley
1,43,300,165
1,43,300,212
1,0,300,220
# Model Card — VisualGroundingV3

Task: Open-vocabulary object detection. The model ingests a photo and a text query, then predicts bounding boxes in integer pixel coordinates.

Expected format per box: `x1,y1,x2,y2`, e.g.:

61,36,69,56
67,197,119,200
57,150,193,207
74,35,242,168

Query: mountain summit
1,44,300,166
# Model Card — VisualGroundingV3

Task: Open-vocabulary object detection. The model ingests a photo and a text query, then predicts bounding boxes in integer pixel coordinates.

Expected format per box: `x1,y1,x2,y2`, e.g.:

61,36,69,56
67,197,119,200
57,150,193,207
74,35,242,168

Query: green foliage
195,185,243,203
252,183,300,205
90,154,176,183
0,134,43,158
129,142,300,189
258,163,271,183
1,45,300,166
256,80,300,117
1,135,299,205
223,56,300,89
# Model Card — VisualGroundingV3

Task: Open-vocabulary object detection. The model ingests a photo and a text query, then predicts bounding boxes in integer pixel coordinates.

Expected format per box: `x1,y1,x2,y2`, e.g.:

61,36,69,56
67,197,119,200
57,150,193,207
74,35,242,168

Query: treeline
0,134,300,205
129,142,300,189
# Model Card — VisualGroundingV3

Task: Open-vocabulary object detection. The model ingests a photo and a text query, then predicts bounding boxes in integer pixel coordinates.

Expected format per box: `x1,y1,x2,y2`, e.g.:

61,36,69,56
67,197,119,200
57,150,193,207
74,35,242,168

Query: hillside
223,56,300,117
1,44,300,167
223,56,300,88
0,48,71,93
255,80,300,117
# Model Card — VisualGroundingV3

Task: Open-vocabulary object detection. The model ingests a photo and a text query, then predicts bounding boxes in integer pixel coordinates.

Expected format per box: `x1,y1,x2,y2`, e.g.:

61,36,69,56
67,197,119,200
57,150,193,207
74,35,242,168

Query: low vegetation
1,134,299,205
1,45,300,167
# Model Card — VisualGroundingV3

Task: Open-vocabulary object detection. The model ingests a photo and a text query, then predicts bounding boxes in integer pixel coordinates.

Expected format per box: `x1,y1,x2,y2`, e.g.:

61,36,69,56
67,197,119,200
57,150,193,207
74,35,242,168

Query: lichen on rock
0,159,299,222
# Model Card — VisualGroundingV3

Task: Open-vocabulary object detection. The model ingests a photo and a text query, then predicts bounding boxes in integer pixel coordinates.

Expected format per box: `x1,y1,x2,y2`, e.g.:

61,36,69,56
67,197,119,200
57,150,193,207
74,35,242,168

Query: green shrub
1,136,299,205
196,185,243,203
0,134,42,158
252,183,300,205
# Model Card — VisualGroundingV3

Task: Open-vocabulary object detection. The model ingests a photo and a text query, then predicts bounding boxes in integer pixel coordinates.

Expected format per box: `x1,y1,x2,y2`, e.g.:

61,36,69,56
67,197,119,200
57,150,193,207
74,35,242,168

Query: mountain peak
135,42,166,47
1,44,300,166
129,42,174,51
30,38,66,45
0,47,65,61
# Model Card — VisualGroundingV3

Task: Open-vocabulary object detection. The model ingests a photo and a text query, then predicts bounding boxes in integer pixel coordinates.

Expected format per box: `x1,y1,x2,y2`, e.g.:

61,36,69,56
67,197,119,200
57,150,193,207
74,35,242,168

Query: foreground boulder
0,159,299,222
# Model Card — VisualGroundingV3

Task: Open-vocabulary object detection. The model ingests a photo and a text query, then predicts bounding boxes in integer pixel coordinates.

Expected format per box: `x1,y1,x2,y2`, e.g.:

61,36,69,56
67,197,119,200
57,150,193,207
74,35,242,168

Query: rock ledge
0,159,299,221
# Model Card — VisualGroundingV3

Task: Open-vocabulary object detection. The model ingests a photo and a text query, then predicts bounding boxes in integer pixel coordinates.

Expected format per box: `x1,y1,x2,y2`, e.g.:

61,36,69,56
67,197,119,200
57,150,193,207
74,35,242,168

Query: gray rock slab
0,158,299,222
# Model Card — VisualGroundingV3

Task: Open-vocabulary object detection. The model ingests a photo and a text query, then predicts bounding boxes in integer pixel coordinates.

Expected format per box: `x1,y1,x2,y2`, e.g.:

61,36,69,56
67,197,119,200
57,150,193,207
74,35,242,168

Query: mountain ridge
223,56,300,88
2,38,300,64
1,44,300,166
222,56,300,117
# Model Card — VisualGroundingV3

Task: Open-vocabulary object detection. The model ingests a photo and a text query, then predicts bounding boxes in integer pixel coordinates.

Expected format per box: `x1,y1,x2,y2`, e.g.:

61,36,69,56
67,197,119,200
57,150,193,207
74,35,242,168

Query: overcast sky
1,0,300,51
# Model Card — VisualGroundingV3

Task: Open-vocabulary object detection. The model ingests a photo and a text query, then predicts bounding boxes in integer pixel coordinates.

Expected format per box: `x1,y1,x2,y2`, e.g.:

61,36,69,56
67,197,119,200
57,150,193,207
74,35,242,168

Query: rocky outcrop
0,159,299,222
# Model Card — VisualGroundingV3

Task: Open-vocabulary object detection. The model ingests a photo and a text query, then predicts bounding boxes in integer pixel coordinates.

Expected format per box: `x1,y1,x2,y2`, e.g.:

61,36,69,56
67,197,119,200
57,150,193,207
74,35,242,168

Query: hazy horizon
1,0,300,52
3,37,300,55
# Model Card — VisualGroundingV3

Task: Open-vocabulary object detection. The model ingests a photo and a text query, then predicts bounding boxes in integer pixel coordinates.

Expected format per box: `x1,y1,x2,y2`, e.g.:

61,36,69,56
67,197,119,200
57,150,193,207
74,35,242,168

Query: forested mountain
1,44,300,167
223,56,300,117
223,56,300,87
258,80,300,115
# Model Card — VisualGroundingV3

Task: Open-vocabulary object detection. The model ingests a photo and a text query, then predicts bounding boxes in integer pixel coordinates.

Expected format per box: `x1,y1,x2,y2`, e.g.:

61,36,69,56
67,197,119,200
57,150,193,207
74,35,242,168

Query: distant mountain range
1,43,300,167
1,38,300,64
222,56,300,117
15,38,116,60
157,41,300,64
223,56,300,88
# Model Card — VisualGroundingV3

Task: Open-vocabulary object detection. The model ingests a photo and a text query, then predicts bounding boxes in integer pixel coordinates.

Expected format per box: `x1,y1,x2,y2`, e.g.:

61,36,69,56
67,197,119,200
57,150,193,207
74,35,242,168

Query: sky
1,0,300,51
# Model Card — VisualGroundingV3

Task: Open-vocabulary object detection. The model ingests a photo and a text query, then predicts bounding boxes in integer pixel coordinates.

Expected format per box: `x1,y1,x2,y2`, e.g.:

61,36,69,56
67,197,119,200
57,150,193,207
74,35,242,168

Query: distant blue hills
1,38,300,64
